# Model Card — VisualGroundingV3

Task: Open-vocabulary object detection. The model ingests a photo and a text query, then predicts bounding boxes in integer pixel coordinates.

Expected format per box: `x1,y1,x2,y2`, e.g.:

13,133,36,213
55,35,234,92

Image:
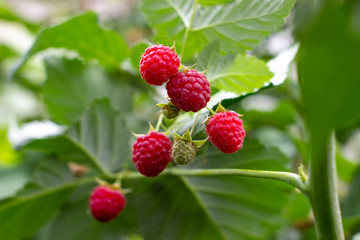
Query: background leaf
11,12,129,75
141,0,296,58
198,41,273,95
198,0,233,6
0,158,79,240
26,99,130,173
43,57,133,125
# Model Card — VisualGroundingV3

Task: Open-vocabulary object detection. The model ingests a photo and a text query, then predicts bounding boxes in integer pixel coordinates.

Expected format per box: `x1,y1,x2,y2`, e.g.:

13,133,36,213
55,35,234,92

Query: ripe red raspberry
205,111,246,153
132,131,172,177
139,45,180,85
166,70,211,112
89,186,126,222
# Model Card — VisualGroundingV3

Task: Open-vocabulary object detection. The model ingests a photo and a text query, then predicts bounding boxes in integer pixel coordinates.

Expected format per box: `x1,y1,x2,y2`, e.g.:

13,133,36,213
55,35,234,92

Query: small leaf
198,42,273,95
11,12,129,76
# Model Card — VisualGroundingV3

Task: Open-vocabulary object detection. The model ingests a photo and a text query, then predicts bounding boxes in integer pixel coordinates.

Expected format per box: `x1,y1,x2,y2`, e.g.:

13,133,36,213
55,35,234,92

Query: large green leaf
43,57,132,125
26,99,130,173
0,158,79,240
198,41,273,95
133,140,291,240
141,0,296,58
11,12,129,76
298,2,360,133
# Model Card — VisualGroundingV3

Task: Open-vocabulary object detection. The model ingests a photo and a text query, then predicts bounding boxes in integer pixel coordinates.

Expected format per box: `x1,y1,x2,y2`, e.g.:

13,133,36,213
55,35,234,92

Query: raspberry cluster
87,43,248,223
139,44,211,113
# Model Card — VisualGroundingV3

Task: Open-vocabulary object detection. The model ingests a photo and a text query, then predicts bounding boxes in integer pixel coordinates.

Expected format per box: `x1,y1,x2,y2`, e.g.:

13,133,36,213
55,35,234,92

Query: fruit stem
180,0,198,58
189,111,201,136
155,113,164,132
206,106,215,115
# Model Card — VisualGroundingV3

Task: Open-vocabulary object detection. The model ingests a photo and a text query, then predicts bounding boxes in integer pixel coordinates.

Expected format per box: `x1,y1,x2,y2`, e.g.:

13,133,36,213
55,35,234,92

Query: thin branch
119,168,306,192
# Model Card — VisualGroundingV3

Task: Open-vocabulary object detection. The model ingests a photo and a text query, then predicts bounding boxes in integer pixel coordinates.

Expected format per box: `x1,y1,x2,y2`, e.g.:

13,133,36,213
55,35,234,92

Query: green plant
0,0,360,239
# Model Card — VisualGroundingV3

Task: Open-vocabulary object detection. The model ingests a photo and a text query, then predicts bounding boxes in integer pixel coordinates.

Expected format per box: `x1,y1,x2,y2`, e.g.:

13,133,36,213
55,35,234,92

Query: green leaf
283,192,311,224
0,45,18,61
26,99,130,173
298,2,360,133
141,0,296,58
198,0,233,6
130,42,148,69
0,5,39,32
11,12,129,76
133,140,291,239
198,41,273,95
43,57,132,125
0,158,79,240
336,145,358,183
342,169,360,222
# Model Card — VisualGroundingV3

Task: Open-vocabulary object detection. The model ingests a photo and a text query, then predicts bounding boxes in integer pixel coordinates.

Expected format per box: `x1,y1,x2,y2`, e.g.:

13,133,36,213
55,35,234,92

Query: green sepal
156,103,167,108
173,131,183,140
182,129,192,142
173,129,207,149
148,122,155,132
215,102,227,113
192,138,208,148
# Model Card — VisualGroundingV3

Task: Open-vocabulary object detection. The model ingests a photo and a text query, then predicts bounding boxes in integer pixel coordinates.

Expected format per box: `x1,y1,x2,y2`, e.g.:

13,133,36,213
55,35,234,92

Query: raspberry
205,111,246,153
89,186,126,222
166,70,211,112
132,131,172,177
172,139,197,165
139,45,180,85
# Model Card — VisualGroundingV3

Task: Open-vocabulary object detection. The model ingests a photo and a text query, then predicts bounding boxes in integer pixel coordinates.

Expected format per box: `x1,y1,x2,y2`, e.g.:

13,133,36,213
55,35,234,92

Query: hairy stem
189,111,201,136
155,113,164,132
307,130,344,240
118,168,306,192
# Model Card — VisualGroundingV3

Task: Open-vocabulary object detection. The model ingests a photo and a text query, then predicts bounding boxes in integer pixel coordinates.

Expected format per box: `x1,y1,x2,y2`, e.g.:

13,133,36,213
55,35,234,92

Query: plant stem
180,0,198,58
155,113,164,132
306,130,344,240
189,111,201,136
118,168,306,192
206,106,215,115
